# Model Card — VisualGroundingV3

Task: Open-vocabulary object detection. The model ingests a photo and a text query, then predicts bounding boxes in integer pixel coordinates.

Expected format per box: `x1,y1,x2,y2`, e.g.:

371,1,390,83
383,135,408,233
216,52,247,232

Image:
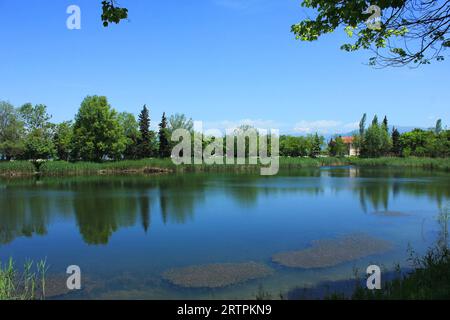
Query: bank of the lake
0,157,449,177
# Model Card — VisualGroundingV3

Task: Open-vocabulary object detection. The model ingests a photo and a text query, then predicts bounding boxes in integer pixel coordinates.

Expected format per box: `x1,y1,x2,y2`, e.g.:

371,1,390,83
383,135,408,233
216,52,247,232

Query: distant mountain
283,125,426,139
391,125,426,133
305,126,426,141
323,126,426,140
333,126,424,137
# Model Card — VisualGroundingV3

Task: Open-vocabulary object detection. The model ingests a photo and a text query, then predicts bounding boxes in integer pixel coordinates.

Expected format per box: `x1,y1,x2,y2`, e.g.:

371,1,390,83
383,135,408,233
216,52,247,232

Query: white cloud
343,121,359,130
203,119,282,132
175,118,358,136
293,120,358,135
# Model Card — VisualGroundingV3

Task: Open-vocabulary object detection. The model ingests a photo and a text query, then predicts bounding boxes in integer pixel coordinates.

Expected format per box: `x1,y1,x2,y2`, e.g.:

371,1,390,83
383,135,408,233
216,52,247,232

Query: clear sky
0,0,449,134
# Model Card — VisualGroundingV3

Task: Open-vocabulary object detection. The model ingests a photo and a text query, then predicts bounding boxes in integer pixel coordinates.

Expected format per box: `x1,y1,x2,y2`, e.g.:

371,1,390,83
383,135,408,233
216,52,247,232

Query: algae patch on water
272,234,392,269
372,211,410,217
162,262,273,288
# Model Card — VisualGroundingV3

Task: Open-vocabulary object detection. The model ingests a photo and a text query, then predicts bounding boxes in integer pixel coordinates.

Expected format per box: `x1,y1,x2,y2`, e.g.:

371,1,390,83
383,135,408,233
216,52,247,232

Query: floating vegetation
272,234,392,269
162,262,273,288
43,274,72,298
372,211,410,217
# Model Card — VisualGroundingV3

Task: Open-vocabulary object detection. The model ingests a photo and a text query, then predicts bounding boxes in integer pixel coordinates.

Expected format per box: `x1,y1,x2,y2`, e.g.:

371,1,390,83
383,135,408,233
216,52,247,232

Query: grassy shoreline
0,157,449,177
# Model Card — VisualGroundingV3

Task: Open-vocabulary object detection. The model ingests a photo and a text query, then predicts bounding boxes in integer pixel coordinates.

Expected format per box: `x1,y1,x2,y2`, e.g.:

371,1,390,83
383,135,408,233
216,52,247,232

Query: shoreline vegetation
0,258,47,300
1,98,449,173
1,156,450,178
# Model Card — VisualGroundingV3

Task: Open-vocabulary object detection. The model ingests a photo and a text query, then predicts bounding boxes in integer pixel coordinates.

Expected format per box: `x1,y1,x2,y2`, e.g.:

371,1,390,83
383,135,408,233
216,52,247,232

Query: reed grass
0,161,35,177
348,157,450,171
0,258,48,300
3,157,450,177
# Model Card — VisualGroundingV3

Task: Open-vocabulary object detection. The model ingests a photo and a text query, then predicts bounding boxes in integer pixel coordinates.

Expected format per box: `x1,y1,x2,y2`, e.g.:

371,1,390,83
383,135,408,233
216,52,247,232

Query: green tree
280,135,308,157
380,116,391,155
359,113,367,137
354,113,367,155
328,136,347,157
391,127,401,156
118,112,140,160
53,121,73,161
71,96,126,161
382,116,388,132
362,116,384,158
0,101,25,160
291,1,450,67
18,103,55,160
433,130,450,157
309,133,323,158
137,105,156,158
400,129,436,157
101,0,128,27
435,119,443,134
158,112,171,158
372,115,379,126
363,115,391,157
168,113,194,135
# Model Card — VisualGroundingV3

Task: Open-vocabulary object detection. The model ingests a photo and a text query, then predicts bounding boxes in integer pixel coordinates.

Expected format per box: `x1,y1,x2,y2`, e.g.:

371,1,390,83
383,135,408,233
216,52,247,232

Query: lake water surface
0,167,449,299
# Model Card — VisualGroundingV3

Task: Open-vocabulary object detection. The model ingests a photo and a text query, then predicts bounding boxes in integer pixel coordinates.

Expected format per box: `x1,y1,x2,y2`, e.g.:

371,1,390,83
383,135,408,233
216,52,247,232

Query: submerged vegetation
322,205,450,300
272,234,392,269
162,262,273,288
0,258,48,300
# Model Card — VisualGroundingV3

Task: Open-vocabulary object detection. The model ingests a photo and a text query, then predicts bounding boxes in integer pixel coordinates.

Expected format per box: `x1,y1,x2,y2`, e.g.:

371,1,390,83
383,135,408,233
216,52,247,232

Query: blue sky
0,0,449,134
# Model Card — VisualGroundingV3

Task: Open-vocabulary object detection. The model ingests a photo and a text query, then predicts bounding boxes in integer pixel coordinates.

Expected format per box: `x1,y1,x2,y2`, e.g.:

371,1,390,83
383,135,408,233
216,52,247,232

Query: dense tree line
0,96,176,161
355,114,449,158
279,134,324,158
0,98,448,161
281,114,449,158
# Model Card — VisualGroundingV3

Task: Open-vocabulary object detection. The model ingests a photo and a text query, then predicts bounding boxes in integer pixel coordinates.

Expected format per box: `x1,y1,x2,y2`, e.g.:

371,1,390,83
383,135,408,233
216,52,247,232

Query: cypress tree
359,113,367,137
372,115,379,126
158,112,170,158
382,116,388,132
137,105,153,158
392,127,401,156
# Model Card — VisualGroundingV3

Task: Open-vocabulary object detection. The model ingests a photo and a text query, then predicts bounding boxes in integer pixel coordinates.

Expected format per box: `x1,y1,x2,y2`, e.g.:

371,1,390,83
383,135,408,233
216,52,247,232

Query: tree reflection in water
0,168,449,245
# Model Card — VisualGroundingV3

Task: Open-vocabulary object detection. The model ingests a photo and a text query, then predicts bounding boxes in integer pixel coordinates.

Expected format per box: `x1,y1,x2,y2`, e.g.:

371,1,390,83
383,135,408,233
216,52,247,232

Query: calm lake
0,167,449,299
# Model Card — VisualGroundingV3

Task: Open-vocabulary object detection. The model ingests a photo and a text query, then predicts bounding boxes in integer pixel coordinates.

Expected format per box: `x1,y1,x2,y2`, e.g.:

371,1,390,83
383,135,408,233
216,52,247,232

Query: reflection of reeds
272,234,392,269
163,262,273,288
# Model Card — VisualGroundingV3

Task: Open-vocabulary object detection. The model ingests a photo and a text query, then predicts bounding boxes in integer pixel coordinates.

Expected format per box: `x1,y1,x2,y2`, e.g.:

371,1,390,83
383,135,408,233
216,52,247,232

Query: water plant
0,161,35,177
272,234,392,269
163,262,273,288
0,258,48,300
